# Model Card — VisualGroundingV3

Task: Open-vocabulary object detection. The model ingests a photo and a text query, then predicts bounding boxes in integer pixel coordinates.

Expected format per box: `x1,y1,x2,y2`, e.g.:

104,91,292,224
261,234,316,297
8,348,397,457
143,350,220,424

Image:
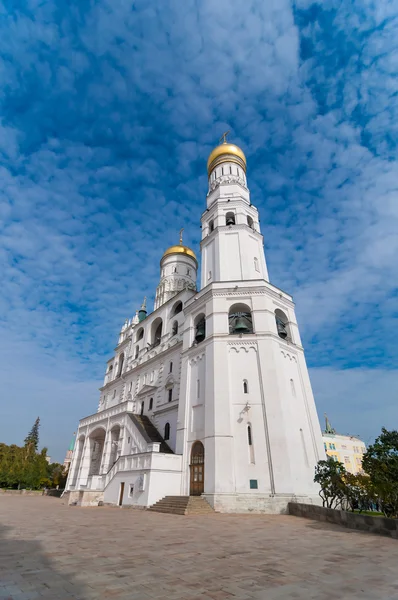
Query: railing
104,451,183,489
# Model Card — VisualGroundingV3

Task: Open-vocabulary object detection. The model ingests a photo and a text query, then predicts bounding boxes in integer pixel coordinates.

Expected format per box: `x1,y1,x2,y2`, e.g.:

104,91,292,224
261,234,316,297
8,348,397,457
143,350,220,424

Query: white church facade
65,138,325,513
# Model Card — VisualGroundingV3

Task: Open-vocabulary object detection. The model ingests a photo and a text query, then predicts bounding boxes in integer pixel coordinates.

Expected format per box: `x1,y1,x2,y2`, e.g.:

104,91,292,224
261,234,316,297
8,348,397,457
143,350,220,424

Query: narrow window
140,401,144,415
113,389,116,398
129,381,132,392
169,361,173,373
149,398,153,410
135,345,139,359
243,380,248,394
168,389,172,403
248,425,255,464
254,257,260,272
197,379,200,399
208,270,212,280
222,167,224,175
173,266,177,273
230,166,232,174
172,321,178,336
209,220,214,233
187,268,191,276
247,425,252,446
164,422,170,441
290,378,296,397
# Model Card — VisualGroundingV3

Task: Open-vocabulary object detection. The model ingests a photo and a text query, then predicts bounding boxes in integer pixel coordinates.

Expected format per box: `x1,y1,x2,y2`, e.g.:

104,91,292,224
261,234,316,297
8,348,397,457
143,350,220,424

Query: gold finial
219,130,230,144
179,228,184,245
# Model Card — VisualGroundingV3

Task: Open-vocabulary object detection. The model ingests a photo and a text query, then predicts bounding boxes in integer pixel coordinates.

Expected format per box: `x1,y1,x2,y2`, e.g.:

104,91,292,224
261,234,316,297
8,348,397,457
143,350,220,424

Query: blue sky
1,0,397,461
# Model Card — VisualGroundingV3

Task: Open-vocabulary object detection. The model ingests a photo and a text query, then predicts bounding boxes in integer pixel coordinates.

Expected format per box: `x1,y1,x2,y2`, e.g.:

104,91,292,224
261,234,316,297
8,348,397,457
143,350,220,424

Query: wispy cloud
0,0,397,459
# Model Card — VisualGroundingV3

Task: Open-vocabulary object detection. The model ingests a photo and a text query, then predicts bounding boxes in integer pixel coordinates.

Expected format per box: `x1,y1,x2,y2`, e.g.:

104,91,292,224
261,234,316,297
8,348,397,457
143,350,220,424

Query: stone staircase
147,496,215,515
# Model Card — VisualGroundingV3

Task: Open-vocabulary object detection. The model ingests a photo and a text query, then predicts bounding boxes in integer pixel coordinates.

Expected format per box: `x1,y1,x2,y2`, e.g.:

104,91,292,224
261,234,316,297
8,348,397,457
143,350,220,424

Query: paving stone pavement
0,496,398,600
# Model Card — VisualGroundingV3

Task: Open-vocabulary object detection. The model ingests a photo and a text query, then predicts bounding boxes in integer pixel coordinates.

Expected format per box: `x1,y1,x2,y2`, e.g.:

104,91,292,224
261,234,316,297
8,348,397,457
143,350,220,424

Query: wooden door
118,482,125,506
190,441,204,496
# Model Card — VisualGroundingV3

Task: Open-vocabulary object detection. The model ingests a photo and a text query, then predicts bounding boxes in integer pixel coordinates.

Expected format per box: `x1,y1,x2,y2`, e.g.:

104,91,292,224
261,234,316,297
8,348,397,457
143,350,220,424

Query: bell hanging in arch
276,318,288,339
195,320,206,342
233,316,251,334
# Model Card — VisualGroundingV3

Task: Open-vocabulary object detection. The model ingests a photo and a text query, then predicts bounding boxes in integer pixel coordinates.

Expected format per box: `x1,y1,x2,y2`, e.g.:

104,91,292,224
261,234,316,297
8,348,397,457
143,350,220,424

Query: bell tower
200,133,269,288
177,134,325,514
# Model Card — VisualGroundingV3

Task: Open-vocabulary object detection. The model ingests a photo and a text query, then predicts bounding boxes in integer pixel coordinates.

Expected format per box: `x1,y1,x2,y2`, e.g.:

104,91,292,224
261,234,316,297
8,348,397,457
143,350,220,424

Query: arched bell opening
151,317,163,348
275,309,291,341
190,441,205,496
194,313,206,344
226,211,236,226
228,303,253,335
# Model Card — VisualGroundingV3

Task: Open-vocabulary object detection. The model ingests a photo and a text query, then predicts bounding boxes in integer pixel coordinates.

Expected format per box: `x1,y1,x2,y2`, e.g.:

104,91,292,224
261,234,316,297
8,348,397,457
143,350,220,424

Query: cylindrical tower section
155,244,197,310
207,142,247,193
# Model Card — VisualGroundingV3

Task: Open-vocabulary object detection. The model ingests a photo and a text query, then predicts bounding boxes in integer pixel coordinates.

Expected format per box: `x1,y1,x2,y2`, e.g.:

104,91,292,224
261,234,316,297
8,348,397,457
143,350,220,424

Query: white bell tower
177,133,325,514
200,134,269,288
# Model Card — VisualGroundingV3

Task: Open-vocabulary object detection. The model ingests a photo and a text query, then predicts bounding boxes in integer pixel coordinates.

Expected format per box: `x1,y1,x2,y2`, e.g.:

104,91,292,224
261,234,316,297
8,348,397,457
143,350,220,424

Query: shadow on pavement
0,522,88,600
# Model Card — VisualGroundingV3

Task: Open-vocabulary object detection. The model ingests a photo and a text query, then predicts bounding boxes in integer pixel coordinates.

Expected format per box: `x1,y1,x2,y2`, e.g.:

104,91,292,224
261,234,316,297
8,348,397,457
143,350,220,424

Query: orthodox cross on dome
219,130,230,144
179,228,184,245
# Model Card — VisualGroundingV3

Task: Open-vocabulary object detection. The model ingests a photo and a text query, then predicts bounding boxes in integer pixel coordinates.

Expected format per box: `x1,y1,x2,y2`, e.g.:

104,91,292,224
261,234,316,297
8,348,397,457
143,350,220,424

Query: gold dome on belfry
161,229,197,264
207,132,246,177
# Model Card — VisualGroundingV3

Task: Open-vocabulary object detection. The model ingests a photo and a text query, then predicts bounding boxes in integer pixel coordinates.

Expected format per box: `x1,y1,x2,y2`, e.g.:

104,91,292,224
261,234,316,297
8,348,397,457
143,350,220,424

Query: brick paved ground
0,496,398,600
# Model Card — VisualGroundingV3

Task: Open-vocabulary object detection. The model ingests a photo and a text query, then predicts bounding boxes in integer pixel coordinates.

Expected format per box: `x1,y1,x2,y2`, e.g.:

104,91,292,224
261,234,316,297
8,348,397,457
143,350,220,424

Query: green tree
314,457,347,509
362,428,398,518
24,417,40,452
343,473,371,512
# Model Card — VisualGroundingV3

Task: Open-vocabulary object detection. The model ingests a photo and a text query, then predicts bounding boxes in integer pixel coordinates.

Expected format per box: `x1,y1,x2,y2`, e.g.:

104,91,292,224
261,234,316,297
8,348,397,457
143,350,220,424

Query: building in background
322,415,366,474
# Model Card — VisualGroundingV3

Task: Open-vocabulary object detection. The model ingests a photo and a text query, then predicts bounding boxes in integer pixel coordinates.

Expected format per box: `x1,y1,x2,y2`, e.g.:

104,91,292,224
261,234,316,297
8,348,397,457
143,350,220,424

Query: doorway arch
190,441,204,496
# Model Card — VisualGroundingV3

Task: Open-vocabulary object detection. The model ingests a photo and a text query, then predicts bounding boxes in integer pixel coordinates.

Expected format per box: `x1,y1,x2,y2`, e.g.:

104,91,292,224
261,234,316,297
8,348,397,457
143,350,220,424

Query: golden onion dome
207,141,247,177
162,244,197,264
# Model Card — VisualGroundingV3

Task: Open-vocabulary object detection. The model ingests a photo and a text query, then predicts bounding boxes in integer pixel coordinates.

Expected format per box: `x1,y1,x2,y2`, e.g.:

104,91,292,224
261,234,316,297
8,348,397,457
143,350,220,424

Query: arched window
243,380,249,394
136,328,144,341
108,364,113,373
164,422,170,441
186,267,191,276
140,401,144,416
290,379,296,397
229,303,253,335
254,257,260,272
151,318,163,347
247,215,254,229
171,321,178,336
149,398,153,410
172,301,183,316
173,266,178,273
117,353,124,377
135,345,139,359
194,314,206,343
226,211,235,226
275,309,291,341
169,361,173,373
209,220,214,233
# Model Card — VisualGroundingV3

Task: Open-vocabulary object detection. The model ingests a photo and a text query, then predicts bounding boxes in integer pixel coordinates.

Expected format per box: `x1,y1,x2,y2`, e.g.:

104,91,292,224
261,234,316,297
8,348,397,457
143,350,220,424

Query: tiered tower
176,134,324,512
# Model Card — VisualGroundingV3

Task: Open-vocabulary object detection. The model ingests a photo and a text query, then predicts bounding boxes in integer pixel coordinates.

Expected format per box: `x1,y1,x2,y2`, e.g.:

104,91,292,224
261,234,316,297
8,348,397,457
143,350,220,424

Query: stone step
148,495,215,516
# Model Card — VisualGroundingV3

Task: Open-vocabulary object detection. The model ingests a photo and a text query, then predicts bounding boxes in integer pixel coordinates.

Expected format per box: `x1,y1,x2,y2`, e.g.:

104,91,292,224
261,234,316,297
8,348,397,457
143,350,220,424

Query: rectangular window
168,389,172,403
196,379,200,399
344,456,350,464
169,362,173,373
250,479,258,489
149,398,153,410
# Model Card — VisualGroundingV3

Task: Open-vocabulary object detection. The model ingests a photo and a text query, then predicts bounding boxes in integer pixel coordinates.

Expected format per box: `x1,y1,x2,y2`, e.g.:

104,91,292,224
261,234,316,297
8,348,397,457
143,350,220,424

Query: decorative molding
281,350,297,362
228,342,257,354
189,352,205,365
